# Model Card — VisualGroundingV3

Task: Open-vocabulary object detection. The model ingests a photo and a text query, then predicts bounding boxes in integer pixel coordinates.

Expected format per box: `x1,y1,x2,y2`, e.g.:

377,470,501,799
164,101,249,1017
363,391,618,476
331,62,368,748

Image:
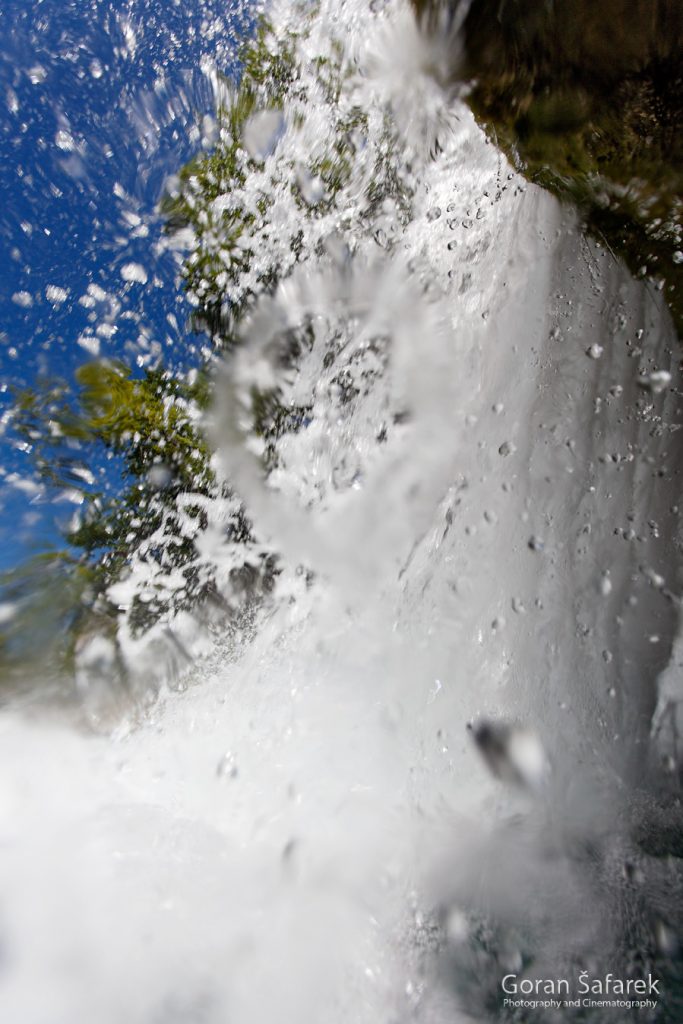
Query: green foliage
73,361,213,490
238,20,298,97
15,359,212,513
7,360,231,642
0,15,311,694
160,22,298,336
0,551,100,695
158,18,385,334
1,7,385,693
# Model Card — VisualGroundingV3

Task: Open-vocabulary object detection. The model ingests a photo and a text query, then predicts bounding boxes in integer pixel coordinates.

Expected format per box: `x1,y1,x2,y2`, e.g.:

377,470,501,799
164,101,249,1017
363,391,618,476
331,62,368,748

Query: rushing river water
1,0,683,1021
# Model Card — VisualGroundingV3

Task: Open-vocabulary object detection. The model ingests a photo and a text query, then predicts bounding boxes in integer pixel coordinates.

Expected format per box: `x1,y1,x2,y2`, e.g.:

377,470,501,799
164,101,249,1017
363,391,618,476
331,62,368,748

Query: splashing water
0,0,249,563
2,0,683,1021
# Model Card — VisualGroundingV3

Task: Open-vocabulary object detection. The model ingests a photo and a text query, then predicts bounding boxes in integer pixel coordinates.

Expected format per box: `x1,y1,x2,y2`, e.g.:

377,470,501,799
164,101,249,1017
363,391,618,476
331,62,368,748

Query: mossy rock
414,0,683,333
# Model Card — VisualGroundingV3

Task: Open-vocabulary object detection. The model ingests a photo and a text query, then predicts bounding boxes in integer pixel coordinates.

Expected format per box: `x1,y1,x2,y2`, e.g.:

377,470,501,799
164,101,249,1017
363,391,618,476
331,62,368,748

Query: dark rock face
414,0,683,333
459,0,682,88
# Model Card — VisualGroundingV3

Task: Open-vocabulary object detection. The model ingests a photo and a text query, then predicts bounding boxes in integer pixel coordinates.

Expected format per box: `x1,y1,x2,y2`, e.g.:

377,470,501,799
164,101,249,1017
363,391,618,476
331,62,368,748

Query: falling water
1,0,682,1021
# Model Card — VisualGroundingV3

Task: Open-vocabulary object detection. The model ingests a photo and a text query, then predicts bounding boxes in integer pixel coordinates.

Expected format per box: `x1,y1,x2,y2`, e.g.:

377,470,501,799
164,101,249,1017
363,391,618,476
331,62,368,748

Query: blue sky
0,0,251,570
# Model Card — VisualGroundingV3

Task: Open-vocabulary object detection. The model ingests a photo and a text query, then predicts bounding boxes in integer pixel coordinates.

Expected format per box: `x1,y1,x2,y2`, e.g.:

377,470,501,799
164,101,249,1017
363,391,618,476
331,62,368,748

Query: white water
2,1,682,1021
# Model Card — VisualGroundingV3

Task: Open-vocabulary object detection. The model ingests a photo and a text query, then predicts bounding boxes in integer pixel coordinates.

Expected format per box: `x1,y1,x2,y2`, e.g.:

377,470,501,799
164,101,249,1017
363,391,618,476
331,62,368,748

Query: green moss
415,0,683,333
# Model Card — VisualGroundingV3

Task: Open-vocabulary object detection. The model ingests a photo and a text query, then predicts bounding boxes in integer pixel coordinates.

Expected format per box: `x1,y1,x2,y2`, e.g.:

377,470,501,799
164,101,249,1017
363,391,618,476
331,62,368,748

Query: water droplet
243,109,283,161
655,920,679,955
55,130,75,152
643,567,665,589
147,464,172,490
637,369,671,394
216,752,238,779
0,603,18,625
120,262,148,284
498,440,516,457
445,907,468,944
46,285,69,305
296,168,325,205
599,574,612,596
282,838,297,863
28,65,47,85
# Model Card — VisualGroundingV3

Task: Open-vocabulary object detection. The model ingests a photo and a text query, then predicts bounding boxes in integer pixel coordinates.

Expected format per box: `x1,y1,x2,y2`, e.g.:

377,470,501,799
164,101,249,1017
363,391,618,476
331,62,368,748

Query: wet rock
412,0,683,333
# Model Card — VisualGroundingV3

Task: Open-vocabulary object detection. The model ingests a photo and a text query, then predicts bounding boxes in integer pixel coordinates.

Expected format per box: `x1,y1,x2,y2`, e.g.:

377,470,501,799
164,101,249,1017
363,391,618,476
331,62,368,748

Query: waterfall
1,0,681,1020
